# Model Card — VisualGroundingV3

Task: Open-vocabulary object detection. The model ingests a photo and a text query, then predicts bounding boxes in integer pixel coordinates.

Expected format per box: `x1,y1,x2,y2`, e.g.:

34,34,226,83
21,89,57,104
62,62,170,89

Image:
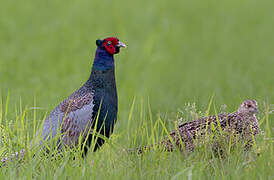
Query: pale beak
117,41,127,48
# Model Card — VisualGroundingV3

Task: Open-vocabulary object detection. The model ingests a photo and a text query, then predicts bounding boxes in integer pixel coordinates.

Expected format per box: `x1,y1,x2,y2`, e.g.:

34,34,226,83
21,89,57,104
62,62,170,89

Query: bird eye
247,104,252,108
108,41,112,45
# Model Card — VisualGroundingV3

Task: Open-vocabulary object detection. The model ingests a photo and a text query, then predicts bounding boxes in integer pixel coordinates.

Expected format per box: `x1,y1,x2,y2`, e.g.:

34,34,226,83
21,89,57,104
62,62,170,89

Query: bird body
41,37,124,151
41,48,118,149
139,100,259,153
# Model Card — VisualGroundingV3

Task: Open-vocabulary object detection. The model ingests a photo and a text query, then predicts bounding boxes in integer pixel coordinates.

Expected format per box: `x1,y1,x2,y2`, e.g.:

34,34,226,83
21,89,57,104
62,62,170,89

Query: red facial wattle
103,37,119,55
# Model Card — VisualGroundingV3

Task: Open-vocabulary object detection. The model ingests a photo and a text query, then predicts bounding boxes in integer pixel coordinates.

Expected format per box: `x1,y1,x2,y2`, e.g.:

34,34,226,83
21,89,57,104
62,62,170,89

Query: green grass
0,0,273,179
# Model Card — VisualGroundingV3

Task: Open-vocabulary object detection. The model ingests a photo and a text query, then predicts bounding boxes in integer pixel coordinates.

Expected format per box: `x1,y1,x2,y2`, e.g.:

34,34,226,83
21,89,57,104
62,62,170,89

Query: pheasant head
237,99,259,116
96,37,126,55
92,37,126,70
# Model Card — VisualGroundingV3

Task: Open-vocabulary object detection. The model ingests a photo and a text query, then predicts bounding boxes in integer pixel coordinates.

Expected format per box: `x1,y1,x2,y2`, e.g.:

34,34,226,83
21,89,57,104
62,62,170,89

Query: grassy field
0,0,273,179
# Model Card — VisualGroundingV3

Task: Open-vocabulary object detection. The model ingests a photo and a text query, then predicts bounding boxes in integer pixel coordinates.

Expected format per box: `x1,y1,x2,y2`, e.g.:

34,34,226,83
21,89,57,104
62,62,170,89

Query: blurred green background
1,0,273,114
0,0,273,179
